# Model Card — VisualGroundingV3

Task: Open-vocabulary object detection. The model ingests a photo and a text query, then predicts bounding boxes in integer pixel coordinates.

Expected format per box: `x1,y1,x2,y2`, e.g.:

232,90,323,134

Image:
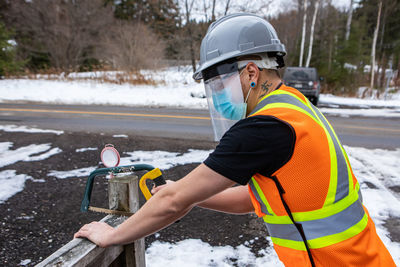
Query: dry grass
8,68,159,86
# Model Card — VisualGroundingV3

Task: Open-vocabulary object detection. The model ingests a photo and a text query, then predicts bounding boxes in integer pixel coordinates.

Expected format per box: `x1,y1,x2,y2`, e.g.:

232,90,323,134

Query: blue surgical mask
212,88,247,120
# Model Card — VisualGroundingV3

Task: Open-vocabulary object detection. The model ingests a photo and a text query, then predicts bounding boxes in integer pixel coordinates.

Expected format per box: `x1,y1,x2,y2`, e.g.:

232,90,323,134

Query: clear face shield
203,60,248,141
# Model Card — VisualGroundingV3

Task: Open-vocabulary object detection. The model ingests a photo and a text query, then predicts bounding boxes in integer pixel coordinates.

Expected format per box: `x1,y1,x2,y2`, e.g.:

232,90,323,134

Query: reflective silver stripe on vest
249,179,273,215
309,104,349,203
266,199,365,241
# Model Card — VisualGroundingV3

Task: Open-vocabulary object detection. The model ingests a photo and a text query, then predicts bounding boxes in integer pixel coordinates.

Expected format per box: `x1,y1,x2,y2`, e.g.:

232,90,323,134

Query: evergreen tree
0,22,24,76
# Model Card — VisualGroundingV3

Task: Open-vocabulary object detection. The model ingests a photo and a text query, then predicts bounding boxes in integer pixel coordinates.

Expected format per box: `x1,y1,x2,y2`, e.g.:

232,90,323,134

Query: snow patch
146,239,283,267
0,124,63,135
344,146,400,263
0,142,62,168
320,108,400,118
47,149,211,179
113,134,128,138
1,67,400,118
76,147,98,152
120,149,212,170
48,166,97,179
19,259,31,266
0,170,42,204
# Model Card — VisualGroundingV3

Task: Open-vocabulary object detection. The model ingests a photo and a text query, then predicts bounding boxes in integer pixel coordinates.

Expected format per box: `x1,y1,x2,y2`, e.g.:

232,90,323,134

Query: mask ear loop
239,65,255,104
245,86,252,103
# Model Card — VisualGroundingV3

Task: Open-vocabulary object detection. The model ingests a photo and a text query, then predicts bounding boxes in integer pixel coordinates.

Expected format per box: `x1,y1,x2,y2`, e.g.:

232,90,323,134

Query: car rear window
283,68,317,81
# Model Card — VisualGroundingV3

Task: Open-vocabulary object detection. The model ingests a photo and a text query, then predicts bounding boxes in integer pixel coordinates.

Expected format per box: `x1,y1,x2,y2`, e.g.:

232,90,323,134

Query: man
75,13,395,266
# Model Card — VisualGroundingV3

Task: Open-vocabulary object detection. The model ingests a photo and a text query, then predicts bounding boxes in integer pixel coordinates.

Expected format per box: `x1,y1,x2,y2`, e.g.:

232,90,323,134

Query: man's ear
246,62,260,84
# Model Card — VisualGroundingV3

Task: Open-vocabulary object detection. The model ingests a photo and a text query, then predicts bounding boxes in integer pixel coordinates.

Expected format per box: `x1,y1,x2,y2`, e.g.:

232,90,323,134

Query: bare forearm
197,186,254,214
108,189,191,246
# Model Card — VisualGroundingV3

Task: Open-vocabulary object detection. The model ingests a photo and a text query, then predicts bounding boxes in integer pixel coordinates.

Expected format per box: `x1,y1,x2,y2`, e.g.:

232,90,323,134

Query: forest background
0,0,399,96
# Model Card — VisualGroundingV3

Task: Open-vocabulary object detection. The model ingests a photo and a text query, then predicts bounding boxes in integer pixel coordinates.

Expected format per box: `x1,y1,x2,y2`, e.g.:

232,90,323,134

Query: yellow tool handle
139,168,166,200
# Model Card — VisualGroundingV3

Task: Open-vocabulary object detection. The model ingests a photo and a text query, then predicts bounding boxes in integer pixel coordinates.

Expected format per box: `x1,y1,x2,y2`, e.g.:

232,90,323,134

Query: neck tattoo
259,80,273,99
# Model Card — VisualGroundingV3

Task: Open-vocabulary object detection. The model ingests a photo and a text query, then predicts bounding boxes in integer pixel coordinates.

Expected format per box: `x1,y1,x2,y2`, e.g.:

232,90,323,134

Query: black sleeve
203,115,295,185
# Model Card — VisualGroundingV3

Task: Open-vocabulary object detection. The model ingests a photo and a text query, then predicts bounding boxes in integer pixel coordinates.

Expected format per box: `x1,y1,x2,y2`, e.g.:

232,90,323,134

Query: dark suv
283,67,321,105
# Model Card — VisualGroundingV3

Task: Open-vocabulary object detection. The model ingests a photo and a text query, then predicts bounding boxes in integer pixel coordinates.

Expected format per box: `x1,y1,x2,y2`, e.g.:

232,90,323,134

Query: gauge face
101,144,120,168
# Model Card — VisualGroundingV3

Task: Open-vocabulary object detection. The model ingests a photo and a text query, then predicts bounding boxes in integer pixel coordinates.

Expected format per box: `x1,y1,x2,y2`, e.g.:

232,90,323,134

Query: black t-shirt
203,115,295,185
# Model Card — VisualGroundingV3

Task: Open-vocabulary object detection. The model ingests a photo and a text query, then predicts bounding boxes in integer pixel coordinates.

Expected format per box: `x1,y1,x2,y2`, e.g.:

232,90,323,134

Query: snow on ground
0,141,60,203
344,146,400,263
18,259,31,266
319,107,400,118
320,93,400,107
119,149,212,170
47,149,212,179
146,238,284,267
0,67,206,109
0,142,61,168
113,134,128,138
0,124,64,135
75,147,98,152
0,170,43,204
47,166,97,179
1,67,400,117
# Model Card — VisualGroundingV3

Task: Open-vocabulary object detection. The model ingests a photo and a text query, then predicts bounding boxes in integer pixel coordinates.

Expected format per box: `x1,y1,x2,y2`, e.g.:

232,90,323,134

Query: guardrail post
109,175,145,267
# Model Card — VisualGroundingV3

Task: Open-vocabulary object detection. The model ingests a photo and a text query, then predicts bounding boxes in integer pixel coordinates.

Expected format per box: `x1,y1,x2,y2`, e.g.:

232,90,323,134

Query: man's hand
74,221,115,248
151,180,175,195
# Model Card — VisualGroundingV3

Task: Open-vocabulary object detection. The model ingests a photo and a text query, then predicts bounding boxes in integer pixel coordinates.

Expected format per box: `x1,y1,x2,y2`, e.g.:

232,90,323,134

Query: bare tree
299,0,308,67
224,0,232,15
100,21,165,71
184,0,196,72
305,0,321,67
378,0,397,88
345,0,354,41
4,0,114,72
202,0,209,21
365,0,383,98
211,0,217,21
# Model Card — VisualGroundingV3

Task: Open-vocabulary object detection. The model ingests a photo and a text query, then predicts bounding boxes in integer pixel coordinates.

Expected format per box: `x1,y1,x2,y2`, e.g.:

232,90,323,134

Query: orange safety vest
247,84,395,266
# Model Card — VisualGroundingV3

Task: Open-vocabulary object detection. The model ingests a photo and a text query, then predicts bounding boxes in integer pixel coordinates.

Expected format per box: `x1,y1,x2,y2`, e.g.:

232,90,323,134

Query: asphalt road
0,102,399,149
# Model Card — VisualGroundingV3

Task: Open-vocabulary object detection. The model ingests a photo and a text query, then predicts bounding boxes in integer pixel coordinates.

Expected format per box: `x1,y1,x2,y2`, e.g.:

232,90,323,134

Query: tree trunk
365,0,382,98
299,0,308,67
203,0,208,22
345,0,353,41
396,58,400,87
305,0,320,67
211,0,216,21
185,0,196,73
379,52,387,89
224,0,231,15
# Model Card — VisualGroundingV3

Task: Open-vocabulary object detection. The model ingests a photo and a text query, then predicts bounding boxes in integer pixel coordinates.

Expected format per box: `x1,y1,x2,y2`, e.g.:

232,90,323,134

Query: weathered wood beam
35,215,127,267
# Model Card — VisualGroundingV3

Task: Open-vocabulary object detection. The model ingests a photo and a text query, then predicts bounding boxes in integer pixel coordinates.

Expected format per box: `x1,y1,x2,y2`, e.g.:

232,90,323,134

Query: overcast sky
187,0,352,23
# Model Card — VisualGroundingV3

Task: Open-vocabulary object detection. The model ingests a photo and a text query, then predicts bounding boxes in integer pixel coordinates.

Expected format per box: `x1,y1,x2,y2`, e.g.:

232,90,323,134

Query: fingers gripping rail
80,164,166,213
